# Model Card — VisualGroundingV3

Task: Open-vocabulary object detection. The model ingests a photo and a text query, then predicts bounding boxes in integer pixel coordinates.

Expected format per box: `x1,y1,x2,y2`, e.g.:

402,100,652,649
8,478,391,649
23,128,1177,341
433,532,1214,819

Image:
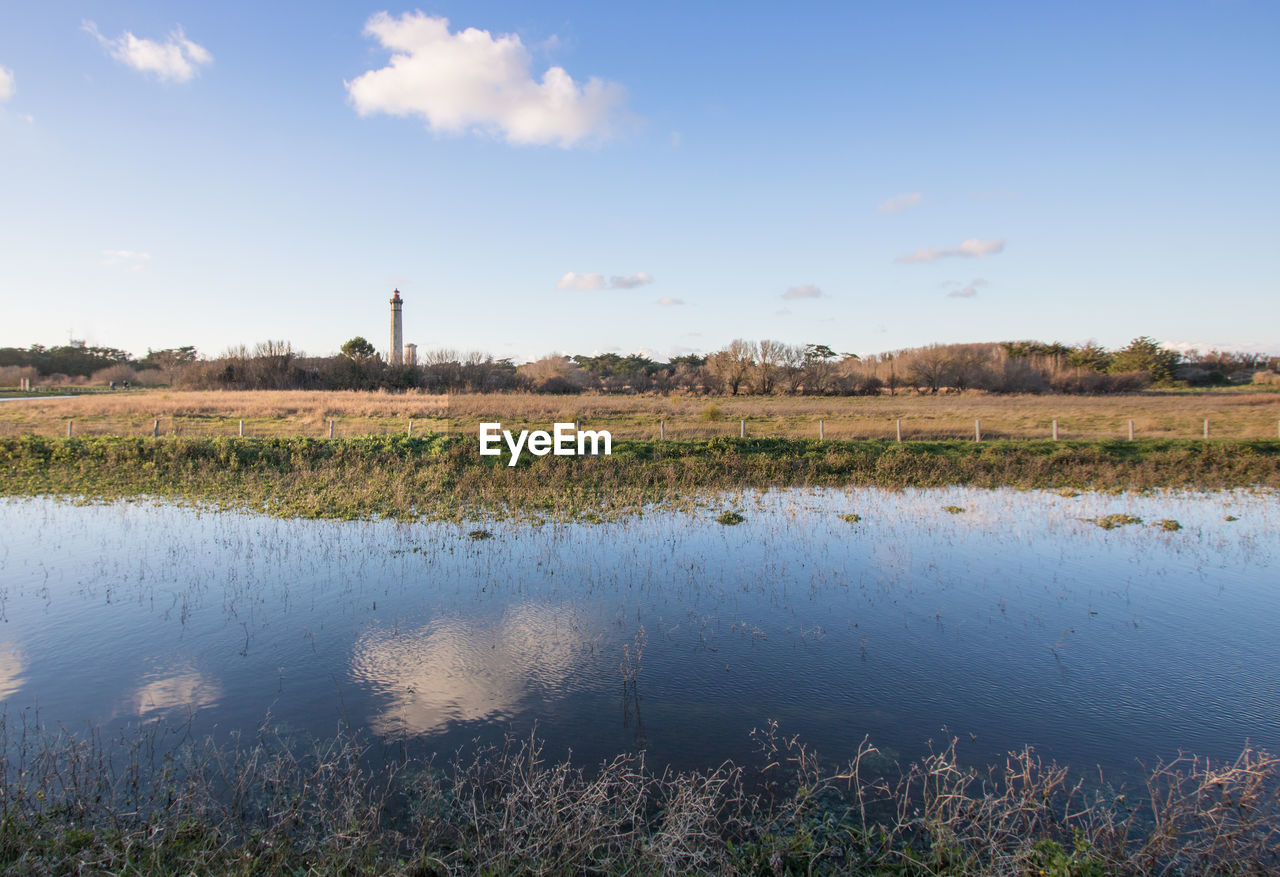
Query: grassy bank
1,435,1277,520
2,719,1275,876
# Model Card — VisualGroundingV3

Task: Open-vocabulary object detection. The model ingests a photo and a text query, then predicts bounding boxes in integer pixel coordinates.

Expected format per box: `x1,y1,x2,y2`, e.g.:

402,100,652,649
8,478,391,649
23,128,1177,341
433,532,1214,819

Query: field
2,387,1279,441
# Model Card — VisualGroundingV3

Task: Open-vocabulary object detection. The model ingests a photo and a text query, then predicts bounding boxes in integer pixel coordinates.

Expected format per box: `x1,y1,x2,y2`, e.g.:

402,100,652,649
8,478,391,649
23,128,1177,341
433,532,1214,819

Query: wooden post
660,420,665,440
238,420,244,437
328,420,335,438
67,420,73,437
153,419,160,437
1052,419,1059,440
975,419,981,442
1128,420,1134,441
819,419,825,440
740,419,745,438
1203,419,1209,439
408,420,413,437
896,419,902,442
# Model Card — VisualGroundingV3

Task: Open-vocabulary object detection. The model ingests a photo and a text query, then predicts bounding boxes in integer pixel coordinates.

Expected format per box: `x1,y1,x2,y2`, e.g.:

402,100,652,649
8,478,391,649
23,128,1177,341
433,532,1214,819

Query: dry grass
2,389,1279,441
2,715,1276,875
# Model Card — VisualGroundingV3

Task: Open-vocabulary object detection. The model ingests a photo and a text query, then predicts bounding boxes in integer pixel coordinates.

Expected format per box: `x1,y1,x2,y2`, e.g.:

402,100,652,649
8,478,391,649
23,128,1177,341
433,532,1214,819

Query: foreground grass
1,435,1278,520
2,719,1275,876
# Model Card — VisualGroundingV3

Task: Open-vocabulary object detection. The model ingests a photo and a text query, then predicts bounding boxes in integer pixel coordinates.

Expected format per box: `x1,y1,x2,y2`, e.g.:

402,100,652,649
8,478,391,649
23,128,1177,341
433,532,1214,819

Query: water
0,488,1276,782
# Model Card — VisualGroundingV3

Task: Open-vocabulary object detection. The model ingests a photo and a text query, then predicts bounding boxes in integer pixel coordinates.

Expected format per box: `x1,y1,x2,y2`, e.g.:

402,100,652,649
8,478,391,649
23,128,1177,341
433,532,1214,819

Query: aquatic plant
1156,519,1183,531
1095,513,1143,529
1,717,1276,876
838,512,861,523
942,505,966,514
716,511,746,525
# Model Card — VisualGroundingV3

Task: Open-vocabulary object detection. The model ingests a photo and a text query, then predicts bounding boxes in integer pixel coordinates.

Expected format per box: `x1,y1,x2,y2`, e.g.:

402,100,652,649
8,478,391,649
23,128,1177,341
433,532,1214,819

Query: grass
1095,513,1144,529
1,717,1275,876
2,388,1279,441
1,434,1278,521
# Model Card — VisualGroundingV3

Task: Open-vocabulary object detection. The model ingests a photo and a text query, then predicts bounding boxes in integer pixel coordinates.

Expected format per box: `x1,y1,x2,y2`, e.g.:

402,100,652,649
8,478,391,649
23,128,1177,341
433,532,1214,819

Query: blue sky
1,1,1276,362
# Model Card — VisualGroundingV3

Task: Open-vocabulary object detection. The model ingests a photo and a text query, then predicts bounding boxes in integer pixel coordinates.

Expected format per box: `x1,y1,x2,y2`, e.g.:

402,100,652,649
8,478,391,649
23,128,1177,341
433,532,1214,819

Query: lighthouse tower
389,289,404,365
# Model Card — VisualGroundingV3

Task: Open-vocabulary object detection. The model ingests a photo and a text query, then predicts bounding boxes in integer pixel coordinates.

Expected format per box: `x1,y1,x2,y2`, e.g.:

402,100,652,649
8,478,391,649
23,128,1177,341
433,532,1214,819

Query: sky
1,1,1277,363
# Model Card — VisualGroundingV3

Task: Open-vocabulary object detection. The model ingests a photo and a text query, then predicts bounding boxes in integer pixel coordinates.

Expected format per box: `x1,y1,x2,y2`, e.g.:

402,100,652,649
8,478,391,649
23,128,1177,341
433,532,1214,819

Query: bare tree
753,339,786,394
704,339,755,396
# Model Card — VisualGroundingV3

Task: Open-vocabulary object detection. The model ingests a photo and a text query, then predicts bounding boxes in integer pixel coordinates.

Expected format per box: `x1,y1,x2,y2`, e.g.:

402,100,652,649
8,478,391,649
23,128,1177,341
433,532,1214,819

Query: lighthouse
389,289,403,365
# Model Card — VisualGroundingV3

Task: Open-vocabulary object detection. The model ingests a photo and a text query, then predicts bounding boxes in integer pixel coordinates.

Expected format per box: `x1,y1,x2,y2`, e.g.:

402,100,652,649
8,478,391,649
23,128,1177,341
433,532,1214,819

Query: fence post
239,420,244,437
896,419,902,442
1128,420,1134,441
1052,419,1059,440
329,420,335,438
408,420,413,437
740,419,745,438
819,419,825,440
67,420,73,437
153,419,160,437
660,420,665,440
1203,419,1209,439
975,419,981,442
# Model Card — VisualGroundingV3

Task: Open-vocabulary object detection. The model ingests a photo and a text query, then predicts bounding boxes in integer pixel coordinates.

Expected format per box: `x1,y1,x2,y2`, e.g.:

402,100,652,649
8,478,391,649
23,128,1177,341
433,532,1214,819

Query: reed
1,715,1275,875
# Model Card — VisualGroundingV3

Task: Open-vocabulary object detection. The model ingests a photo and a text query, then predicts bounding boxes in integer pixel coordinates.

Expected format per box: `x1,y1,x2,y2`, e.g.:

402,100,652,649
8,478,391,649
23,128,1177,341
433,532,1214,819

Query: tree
341,337,377,360
704,339,755,396
1066,342,1112,373
1110,336,1180,383
907,345,956,393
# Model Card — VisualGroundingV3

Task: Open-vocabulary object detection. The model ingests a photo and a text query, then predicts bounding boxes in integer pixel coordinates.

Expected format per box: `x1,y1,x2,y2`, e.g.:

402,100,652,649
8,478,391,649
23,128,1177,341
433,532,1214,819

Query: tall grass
1,716,1275,875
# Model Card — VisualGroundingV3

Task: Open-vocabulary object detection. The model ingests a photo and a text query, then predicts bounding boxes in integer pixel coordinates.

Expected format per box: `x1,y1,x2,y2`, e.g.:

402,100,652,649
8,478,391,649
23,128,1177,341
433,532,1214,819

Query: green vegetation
1095,513,1144,529
1,719,1275,876
1,435,1278,521
838,512,862,523
1156,519,1183,531
716,510,746,525
942,505,966,514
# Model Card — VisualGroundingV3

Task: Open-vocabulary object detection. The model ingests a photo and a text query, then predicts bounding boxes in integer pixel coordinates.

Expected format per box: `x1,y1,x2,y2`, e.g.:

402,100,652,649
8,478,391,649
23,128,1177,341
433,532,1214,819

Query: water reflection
0,488,1276,781
350,603,590,738
132,666,223,719
0,643,25,700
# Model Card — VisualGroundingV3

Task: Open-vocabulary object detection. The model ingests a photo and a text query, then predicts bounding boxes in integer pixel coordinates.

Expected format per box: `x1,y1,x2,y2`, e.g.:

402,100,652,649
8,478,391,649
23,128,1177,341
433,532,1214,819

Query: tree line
2,337,1276,395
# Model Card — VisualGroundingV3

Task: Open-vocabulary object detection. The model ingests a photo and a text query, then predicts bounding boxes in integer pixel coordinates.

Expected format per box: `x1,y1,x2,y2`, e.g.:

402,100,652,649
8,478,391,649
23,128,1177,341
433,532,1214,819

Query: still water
0,488,1276,780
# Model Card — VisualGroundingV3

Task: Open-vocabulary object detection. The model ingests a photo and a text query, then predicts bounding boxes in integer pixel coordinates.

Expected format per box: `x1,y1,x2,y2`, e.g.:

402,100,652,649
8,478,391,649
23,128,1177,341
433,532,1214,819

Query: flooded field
0,488,1276,782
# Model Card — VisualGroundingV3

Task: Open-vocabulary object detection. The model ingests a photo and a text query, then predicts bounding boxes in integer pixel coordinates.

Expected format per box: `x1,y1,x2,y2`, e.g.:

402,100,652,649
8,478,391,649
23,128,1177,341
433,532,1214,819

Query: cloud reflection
351,604,588,738
0,643,26,701
133,667,223,718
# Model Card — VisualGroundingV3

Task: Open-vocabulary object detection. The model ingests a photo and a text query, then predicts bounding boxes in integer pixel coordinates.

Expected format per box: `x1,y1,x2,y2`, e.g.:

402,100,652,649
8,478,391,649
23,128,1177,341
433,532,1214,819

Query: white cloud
346,12,627,148
83,21,212,83
610,271,653,289
944,277,987,298
896,238,1005,264
782,284,823,300
877,192,922,213
556,271,605,290
0,66,14,102
656,296,683,306
557,270,654,290
102,250,151,272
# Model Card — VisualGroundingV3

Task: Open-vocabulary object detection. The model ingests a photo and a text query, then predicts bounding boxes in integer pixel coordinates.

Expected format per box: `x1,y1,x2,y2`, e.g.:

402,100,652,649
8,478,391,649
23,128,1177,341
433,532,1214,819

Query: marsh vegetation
0,488,1276,873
